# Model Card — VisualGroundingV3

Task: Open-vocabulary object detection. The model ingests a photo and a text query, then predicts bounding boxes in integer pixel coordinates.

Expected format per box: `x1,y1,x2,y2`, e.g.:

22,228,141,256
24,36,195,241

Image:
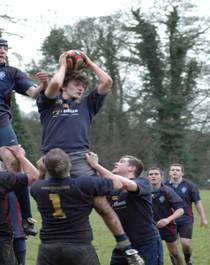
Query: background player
147,167,184,265
166,163,208,265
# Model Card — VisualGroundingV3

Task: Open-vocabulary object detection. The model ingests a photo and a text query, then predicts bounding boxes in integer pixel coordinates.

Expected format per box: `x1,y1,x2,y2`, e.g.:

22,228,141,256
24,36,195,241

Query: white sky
1,0,210,113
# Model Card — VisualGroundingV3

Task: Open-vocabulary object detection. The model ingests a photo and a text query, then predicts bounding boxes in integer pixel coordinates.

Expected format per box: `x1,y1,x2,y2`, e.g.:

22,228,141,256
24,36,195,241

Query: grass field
26,190,210,265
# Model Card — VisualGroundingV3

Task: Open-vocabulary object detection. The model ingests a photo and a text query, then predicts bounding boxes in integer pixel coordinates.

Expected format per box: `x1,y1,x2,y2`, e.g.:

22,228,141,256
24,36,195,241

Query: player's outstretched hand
58,52,68,67
35,71,49,90
78,51,93,69
86,152,99,168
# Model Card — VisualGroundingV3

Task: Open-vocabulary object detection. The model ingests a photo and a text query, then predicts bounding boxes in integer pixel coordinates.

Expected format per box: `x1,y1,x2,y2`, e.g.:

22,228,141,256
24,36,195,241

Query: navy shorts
37,242,100,265
177,223,193,239
0,123,18,146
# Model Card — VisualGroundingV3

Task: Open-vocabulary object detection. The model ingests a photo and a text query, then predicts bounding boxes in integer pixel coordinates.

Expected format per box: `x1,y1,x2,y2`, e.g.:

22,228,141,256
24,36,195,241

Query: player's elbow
27,173,39,186
106,76,113,88
113,180,123,191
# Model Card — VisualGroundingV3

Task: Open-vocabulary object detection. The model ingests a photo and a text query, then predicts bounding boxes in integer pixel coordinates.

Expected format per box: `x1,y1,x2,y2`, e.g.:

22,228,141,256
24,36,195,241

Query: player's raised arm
80,51,113,95
45,52,68,98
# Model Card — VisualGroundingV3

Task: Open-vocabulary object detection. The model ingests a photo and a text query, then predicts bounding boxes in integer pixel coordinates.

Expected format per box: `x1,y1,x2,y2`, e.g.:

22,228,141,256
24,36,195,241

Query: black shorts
177,223,193,239
159,224,177,243
37,242,100,265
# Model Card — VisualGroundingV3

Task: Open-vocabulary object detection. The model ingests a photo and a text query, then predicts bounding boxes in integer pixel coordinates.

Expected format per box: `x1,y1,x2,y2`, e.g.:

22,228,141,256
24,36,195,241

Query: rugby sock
184,253,192,264
13,238,26,265
170,255,176,265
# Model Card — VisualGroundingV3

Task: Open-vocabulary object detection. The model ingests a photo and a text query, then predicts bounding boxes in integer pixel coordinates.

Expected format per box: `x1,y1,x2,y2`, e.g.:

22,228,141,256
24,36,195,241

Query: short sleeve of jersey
36,91,57,112
15,173,28,188
13,68,34,96
189,181,200,203
133,177,151,196
76,176,114,197
86,88,107,115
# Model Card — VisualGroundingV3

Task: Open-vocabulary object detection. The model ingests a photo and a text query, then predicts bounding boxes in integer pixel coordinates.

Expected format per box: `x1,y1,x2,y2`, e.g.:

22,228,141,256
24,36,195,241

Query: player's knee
170,251,180,260
182,242,191,253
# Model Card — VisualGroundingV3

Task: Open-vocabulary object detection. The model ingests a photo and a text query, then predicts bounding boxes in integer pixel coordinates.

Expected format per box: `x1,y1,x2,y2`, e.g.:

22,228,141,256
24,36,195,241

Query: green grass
26,190,210,265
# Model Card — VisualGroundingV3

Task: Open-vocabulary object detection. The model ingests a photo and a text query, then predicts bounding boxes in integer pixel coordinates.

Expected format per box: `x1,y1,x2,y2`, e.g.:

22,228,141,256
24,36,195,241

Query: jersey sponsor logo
0,71,6,80
159,195,165,203
52,108,79,117
181,187,187,193
113,200,126,208
111,195,127,208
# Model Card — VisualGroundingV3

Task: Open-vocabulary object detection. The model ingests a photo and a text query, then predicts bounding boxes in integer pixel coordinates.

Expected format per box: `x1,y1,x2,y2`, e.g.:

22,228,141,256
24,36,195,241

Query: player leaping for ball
36,51,145,264
37,50,112,177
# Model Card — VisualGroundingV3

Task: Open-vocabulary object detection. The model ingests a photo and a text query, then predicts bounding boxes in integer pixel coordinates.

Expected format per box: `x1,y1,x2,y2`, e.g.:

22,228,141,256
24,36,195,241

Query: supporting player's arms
6,145,39,185
86,152,137,192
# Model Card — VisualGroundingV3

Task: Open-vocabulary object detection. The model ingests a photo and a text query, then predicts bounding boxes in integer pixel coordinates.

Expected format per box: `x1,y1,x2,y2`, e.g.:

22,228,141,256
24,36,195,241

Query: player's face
63,80,86,99
112,158,130,176
0,46,8,63
148,169,162,186
169,166,183,181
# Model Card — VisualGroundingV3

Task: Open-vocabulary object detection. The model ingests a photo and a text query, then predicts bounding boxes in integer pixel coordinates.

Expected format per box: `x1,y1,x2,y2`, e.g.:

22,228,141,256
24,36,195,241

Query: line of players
0,37,208,265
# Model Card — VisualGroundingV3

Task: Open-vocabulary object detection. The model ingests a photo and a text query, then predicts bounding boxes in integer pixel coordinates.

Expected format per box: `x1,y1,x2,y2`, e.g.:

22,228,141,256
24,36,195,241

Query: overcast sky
1,0,209,66
1,0,210,112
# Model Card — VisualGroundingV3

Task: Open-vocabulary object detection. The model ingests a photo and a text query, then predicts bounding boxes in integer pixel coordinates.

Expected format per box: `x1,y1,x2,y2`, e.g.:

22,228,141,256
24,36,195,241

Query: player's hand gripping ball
66,50,85,70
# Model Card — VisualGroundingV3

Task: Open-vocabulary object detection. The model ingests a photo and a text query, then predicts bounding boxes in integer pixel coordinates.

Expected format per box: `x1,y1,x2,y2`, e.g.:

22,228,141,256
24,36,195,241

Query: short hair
147,166,163,176
121,155,144,177
0,38,8,48
169,163,184,173
63,70,90,89
44,148,71,178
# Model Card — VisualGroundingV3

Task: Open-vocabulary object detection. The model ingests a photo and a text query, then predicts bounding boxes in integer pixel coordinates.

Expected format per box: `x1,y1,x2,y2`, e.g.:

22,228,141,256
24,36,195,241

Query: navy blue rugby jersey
109,177,159,245
0,63,34,126
152,184,183,237
30,176,113,244
37,88,106,154
0,172,28,239
166,178,200,224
